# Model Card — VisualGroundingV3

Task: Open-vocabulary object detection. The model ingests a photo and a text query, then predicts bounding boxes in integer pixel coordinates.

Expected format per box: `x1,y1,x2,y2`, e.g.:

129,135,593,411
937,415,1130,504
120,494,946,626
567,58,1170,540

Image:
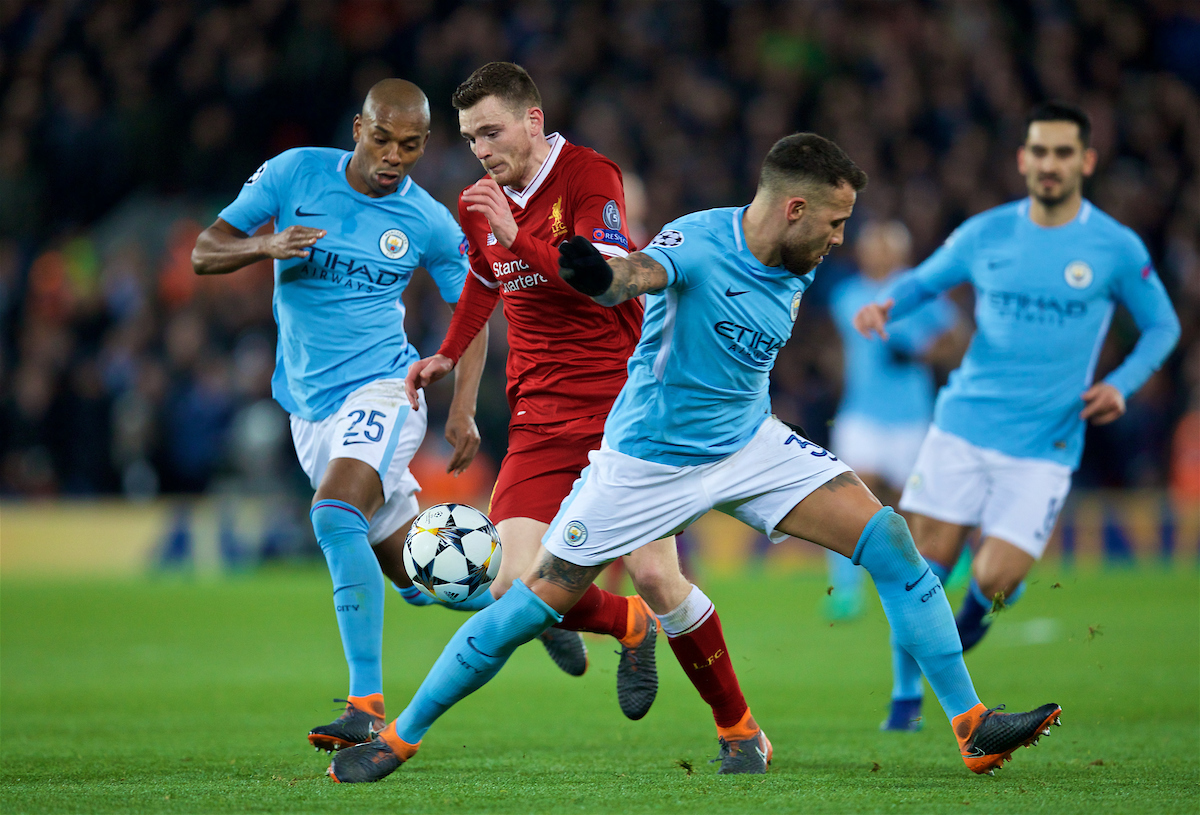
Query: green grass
2,563,1197,814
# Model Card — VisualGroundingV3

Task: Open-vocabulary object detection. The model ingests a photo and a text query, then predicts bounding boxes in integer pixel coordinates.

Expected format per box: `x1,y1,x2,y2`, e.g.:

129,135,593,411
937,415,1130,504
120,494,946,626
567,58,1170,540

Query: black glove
558,235,613,296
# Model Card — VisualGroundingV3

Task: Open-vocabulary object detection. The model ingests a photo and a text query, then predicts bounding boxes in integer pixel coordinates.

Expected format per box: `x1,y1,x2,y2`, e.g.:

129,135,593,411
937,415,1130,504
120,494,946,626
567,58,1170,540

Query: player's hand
558,236,613,297
264,225,326,259
1080,382,1126,425
853,299,893,341
444,408,481,476
462,178,518,248
404,354,454,410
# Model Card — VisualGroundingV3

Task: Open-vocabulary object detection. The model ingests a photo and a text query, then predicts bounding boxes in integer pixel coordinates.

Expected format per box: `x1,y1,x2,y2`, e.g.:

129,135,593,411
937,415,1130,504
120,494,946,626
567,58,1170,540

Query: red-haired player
403,62,766,768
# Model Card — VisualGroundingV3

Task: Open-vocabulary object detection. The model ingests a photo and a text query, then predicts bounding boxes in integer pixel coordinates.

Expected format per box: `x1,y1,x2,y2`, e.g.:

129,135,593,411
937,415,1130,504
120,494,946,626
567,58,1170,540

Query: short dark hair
452,62,542,113
1026,101,1091,147
759,133,868,199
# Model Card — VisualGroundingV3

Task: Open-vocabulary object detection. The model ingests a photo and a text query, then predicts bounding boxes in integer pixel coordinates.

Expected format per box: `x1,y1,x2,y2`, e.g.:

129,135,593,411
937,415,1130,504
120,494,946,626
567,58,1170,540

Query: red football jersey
449,134,643,426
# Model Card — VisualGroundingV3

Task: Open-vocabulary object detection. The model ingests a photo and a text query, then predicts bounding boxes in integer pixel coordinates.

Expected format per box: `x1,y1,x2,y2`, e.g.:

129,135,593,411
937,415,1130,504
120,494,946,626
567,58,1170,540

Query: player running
824,221,961,620
853,102,1181,732
191,80,488,752
402,62,763,748
330,132,1063,783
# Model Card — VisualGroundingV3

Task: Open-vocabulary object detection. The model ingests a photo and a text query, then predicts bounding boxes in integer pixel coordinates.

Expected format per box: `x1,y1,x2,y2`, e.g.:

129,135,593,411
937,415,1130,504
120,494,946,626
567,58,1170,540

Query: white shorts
291,379,427,545
899,425,1072,559
830,415,928,491
544,416,852,566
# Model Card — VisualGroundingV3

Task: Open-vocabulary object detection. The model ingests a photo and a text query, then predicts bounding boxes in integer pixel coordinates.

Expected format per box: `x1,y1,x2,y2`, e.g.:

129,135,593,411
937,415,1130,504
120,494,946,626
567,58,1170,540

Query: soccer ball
403,503,502,604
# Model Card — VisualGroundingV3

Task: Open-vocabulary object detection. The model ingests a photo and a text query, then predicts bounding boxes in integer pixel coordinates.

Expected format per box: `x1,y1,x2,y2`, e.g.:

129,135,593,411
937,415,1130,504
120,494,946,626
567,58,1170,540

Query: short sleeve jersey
829,271,956,426
605,206,813,465
888,199,1179,468
458,134,642,425
219,148,468,421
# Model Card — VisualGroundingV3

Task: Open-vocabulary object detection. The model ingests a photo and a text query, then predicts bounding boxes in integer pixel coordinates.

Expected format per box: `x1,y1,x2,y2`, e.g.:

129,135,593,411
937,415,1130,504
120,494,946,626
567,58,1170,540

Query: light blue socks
889,559,950,701
853,507,980,721
311,499,384,698
394,579,561,743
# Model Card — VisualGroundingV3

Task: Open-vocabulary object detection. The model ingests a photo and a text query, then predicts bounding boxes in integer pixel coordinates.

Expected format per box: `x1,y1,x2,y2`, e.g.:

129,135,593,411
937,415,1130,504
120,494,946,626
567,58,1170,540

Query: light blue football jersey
219,148,469,421
606,206,813,465
886,198,1180,468
830,271,956,426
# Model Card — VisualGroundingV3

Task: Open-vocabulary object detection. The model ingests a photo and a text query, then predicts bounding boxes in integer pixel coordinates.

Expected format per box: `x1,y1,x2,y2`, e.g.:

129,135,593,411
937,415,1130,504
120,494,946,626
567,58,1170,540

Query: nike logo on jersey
725,287,749,297
295,206,325,217
905,568,931,591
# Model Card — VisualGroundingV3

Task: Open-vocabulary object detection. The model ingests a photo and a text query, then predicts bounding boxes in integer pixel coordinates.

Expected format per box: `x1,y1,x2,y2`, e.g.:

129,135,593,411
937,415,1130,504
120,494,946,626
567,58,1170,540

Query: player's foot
712,710,771,774
327,721,419,783
308,695,385,753
953,702,1062,775
538,627,588,676
881,696,923,732
615,595,659,720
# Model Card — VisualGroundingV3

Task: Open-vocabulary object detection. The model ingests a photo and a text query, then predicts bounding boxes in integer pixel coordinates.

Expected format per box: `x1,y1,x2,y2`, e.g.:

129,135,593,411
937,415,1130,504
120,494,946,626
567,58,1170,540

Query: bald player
193,79,489,751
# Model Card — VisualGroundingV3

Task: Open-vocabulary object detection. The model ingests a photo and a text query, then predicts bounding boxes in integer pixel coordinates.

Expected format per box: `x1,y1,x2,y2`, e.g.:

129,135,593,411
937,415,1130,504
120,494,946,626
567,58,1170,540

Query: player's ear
352,114,363,145
784,196,807,224
1016,145,1028,175
527,106,545,136
1081,146,1098,177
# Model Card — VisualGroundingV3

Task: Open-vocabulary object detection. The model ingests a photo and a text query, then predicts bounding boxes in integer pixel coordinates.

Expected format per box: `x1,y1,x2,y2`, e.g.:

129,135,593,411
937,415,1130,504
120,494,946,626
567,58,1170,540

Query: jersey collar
1018,197,1091,228
503,133,565,209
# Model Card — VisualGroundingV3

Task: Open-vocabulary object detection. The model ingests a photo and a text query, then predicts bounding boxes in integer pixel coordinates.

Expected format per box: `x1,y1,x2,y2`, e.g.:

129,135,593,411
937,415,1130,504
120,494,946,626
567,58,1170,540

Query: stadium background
0,0,1197,574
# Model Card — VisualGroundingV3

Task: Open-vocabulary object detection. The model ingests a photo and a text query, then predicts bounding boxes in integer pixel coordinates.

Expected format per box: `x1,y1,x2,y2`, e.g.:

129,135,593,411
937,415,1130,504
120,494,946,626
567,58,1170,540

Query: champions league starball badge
379,229,410,259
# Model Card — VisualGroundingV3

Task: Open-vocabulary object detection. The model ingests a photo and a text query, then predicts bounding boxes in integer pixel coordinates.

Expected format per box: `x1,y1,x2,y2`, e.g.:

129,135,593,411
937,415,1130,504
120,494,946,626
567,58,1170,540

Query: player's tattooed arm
558,237,668,306
602,252,670,306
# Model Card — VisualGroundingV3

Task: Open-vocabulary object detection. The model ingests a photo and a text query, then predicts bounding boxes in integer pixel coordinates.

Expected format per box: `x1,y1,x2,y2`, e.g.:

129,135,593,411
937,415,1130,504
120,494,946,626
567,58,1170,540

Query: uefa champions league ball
403,503,502,604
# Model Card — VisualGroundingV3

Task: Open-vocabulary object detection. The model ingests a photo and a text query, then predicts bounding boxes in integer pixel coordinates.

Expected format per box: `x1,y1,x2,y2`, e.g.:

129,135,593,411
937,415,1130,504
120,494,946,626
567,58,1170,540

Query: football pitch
2,564,1196,814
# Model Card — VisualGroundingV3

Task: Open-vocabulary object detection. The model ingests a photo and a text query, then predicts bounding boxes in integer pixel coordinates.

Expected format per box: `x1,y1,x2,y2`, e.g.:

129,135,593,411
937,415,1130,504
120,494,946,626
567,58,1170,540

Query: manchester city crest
1064,260,1093,289
564,521,588,546
379,229,410,260
790,291,803,322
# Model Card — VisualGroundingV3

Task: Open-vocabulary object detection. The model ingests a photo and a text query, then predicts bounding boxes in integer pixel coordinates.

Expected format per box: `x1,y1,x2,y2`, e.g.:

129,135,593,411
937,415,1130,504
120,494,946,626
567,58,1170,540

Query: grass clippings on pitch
1,563,1196,814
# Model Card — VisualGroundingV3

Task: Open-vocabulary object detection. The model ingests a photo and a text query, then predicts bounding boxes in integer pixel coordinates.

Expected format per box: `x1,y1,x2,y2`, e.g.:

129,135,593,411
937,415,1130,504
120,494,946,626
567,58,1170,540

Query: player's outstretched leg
328,579,562,783
658,585,769,774
956,579,1025,652
882,558,950,732
557,585,659,717
853,507,1060,773
309,500,386,750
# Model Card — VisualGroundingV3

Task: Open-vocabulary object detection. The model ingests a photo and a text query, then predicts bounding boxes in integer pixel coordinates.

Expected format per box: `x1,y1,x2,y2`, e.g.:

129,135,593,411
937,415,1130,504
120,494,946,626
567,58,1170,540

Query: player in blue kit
855,102,1181,732
329,133,1062,783
191,79,490,751
825,221,960,620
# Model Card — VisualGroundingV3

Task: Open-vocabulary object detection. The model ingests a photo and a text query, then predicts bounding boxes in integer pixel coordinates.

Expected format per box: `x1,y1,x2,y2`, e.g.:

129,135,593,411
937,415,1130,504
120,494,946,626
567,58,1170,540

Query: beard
779,234,826,277
1030,175,1077,208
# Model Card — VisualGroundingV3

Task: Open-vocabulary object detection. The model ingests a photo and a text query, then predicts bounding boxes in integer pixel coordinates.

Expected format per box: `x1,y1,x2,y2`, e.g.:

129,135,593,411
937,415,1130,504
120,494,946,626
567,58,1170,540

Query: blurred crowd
1,0,1197,502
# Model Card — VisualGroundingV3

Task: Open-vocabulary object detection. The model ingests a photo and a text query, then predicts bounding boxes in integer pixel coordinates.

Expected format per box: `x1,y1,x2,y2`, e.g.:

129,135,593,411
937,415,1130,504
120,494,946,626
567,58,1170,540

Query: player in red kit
403,63,768,770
